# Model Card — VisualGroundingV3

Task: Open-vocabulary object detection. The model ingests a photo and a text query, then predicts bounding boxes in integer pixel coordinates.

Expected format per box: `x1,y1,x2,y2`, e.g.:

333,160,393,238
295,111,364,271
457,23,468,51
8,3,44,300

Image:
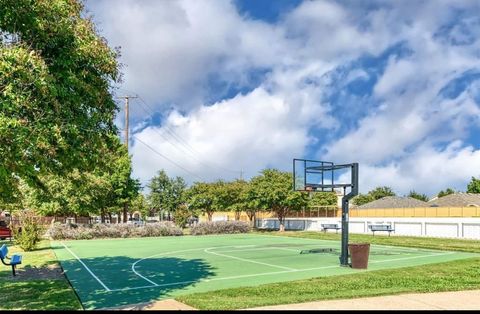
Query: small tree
368,186,396,200
12,210,44,251
352,186,396,206
186,182,216,221
131,194,150,221
352,194,374,206
250,169,308,232
467,177,480,194
438,188,455,198
408,190,429,202
148,170,186,220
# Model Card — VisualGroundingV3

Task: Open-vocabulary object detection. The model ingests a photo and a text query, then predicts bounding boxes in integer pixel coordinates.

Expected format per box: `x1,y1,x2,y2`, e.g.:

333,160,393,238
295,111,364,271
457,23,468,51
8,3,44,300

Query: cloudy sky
84,0,480,196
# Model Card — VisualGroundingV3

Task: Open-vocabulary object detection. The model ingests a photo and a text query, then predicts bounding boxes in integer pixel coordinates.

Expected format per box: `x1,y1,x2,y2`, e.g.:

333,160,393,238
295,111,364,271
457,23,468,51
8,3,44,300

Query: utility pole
117,95,137,149
116,95,137,223
240,169,243,180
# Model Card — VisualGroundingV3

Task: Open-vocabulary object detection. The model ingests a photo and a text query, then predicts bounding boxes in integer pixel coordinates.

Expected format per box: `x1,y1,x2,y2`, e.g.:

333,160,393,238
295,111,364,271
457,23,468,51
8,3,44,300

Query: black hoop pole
339,163,359,266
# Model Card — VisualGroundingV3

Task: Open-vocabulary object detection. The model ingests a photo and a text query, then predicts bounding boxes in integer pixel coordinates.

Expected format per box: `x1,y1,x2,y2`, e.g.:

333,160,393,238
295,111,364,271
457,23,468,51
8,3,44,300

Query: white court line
61,242,111,292
204,247,297,271
131,247,223,286
115,250,455,292
215,244,334,254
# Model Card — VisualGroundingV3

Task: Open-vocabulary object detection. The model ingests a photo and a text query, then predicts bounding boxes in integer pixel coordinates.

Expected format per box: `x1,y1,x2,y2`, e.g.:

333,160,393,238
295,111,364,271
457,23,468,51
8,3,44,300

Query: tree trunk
123,203,128,223
247,210,256,227
101,209,105,223
234,211,240,221
207,211,213,221
108,213,112,224
277,208,286,232
279,217,285,232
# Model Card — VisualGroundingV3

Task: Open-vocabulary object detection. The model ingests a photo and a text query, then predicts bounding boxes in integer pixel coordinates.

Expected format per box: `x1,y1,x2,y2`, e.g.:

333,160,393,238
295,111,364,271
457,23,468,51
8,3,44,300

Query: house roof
356,196,428,209
428,193,480,207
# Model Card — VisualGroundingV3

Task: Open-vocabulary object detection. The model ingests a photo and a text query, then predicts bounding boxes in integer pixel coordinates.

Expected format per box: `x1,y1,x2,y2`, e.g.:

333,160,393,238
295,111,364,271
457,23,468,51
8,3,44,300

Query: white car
127,218,144,226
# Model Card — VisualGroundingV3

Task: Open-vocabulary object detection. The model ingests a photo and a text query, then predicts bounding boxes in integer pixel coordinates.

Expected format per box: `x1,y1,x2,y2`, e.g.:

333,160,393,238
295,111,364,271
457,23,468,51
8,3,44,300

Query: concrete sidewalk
246,290,480,310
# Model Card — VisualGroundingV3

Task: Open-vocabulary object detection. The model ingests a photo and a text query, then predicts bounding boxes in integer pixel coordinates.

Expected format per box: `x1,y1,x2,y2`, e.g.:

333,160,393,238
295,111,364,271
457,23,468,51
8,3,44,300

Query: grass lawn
176,231,480,310
0,240,82,310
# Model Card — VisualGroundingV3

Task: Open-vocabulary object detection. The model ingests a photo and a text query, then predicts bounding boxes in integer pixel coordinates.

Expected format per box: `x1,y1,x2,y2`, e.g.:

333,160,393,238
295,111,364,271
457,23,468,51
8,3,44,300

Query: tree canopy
407,190,429,202
20,137,140,221
147,170,187,218
0,0,120,203
250,169,308,231
437,188,455,198
467,177,480,194
353,186,396,206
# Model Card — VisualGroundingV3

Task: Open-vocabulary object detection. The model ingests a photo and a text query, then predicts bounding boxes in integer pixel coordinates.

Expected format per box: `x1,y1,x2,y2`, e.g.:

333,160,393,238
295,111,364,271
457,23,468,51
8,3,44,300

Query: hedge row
47,221,251,240
47,222,183,240
190,221,250,235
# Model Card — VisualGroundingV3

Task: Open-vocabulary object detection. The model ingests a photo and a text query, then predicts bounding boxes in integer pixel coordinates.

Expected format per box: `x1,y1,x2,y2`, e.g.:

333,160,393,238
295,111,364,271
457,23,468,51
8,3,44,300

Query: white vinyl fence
255,217,480,240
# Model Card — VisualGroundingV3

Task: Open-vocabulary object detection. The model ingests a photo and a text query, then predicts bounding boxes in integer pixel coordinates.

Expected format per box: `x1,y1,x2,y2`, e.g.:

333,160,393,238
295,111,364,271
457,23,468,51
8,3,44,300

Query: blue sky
85,0,480,196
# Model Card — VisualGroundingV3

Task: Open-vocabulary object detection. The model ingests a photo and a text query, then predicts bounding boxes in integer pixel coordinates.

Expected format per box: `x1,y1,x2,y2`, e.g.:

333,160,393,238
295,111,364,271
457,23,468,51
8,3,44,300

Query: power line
134,95,242,176
132,134,205,181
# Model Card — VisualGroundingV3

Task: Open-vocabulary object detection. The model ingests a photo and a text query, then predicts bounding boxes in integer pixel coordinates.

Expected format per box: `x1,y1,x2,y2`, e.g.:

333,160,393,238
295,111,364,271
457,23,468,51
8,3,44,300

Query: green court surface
51,234,478,309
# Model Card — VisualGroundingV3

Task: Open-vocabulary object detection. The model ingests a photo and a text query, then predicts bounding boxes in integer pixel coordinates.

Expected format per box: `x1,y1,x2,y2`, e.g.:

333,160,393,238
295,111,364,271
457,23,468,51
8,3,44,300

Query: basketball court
51,233,477,309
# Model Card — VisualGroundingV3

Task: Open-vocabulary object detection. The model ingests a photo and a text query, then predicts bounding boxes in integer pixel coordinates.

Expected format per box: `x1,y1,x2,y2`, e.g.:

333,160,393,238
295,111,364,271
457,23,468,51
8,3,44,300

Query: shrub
174,205,193,228
190,221,250,236
47,222,183,240
13,210,45,251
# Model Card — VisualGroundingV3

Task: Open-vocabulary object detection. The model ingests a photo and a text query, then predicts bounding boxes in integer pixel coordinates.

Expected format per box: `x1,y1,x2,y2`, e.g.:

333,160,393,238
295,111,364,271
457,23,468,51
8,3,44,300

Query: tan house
428,193,480,207
355,196,428,209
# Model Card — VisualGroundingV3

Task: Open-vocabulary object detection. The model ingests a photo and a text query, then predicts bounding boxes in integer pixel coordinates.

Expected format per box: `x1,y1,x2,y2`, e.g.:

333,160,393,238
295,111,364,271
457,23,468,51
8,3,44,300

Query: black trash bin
348,243,370,269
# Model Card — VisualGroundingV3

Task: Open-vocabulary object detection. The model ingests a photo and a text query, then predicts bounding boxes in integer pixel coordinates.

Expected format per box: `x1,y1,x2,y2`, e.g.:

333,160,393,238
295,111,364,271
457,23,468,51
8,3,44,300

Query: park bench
368,224,395,236
0,244,22,276
0,227,12,241
321,223,341,233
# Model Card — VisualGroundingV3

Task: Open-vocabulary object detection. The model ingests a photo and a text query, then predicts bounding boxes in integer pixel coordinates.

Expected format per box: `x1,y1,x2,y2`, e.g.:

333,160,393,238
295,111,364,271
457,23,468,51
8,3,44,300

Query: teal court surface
51,234,478,309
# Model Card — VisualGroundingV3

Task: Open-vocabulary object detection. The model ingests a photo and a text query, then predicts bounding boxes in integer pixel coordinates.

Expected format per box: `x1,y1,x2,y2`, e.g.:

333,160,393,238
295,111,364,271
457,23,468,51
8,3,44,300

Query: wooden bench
321,223,341,233
0,244,22,276
0,227,13,241
368,224,395,236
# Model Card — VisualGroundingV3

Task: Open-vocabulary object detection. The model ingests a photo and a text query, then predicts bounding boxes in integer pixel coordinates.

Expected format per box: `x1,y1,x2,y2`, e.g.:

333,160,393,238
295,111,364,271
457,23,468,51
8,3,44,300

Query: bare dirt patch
4,264,64,281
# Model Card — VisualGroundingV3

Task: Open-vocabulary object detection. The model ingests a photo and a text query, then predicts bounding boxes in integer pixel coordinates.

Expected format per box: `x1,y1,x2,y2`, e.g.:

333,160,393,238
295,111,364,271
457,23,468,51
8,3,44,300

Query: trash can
348,243,370,269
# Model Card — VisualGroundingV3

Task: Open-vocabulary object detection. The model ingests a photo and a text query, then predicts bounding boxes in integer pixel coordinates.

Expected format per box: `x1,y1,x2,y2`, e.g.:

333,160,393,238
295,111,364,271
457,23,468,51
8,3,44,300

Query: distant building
356,196,428,209
428,193,480,207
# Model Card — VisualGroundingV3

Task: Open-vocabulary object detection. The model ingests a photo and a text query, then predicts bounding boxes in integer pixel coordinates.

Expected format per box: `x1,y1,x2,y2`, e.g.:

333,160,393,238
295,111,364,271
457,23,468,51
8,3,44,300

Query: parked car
127,218,144,226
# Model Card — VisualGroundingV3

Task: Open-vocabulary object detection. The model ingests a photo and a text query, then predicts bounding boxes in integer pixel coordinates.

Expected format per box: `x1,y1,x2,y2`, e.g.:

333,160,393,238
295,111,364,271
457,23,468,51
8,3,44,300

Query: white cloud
358,142,480,196
86,0,290,112
84,0,480,195
130,87,326,185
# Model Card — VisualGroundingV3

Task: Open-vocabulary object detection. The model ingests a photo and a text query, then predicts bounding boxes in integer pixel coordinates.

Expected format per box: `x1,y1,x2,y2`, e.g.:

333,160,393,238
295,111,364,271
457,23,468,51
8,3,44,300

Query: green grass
254,230,480,253
0,240,82,310
173,231,480,309
176,256,480,310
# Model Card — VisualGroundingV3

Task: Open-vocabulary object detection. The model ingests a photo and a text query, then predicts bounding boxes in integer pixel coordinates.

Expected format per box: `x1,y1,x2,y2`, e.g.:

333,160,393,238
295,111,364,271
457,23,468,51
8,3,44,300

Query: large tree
0,0,120,202
147,170,187,220
21,138,140,222
250,169,308,232
186,182,217,221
